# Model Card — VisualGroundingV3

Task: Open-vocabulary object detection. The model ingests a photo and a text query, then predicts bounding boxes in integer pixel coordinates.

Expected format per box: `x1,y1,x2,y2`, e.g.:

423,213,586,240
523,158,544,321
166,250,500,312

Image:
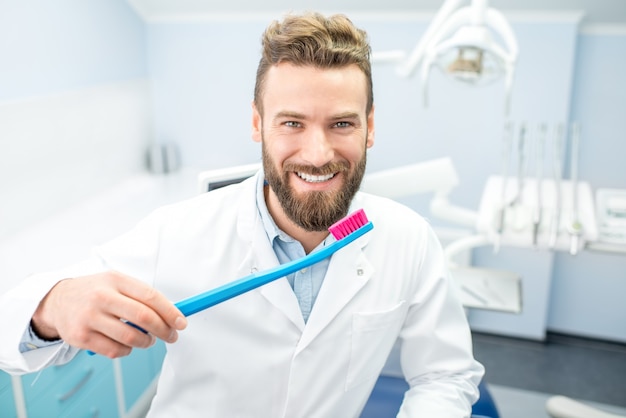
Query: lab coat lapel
236,178,305,331
295,233,373,354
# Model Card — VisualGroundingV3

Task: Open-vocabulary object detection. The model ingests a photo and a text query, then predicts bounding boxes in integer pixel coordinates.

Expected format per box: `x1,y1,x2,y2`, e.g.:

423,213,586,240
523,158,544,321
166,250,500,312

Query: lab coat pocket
346,300,407,391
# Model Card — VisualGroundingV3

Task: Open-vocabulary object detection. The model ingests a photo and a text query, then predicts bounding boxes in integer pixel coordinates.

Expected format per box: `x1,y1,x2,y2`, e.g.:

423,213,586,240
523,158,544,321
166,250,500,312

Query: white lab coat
0,173,483,417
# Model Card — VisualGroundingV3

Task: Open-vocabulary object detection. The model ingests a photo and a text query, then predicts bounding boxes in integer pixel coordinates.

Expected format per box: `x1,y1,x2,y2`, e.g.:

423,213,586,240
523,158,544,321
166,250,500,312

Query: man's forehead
262,63,368,113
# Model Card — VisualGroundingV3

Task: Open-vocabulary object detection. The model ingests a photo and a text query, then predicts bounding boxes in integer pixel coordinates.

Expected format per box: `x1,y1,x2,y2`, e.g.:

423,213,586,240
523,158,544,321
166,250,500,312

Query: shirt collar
255,170,296,245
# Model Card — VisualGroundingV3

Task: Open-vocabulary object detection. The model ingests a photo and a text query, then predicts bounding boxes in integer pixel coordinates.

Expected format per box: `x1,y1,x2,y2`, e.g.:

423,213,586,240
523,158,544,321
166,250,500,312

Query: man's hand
31,271,187,358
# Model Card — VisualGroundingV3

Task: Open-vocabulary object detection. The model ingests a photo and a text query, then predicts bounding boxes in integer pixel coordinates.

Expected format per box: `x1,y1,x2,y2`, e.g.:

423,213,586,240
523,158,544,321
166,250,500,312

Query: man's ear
366,105,375,149
251,102,262,143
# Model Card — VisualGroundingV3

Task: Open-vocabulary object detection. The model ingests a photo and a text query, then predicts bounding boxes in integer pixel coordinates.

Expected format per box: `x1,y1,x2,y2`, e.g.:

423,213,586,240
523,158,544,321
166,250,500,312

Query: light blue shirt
254,173,332,323
20,172,331,351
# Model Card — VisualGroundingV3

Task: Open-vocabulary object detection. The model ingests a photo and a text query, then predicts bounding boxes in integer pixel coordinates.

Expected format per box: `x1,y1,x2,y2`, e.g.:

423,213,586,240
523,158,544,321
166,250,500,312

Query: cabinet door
147,340,166,375
57,368,118,418
22,351,116,417
0,371,17,418
120,341,166,411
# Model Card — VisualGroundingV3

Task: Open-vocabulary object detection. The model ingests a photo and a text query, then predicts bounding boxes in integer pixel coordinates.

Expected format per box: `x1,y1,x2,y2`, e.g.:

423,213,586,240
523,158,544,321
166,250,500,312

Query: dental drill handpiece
494,121,514,253
532,124,546,247
514,123,527,208
505,123,527,234
568,122,583,255
549,124,564,249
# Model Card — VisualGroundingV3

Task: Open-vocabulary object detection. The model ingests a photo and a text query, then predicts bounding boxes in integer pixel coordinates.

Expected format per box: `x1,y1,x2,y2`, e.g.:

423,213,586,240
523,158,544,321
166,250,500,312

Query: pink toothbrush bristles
328,209,369,240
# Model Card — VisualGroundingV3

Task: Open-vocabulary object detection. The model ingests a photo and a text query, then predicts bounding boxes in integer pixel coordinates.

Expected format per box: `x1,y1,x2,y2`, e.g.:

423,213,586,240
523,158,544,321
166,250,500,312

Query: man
0,12,483,417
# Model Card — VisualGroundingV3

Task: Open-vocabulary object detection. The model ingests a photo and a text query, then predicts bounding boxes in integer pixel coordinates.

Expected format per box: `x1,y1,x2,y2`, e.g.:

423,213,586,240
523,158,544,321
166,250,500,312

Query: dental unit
372,0,518,114
476,121,598,254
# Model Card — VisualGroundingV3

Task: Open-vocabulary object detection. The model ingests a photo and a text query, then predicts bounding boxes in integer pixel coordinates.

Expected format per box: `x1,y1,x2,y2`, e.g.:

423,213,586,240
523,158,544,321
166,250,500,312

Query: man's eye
284,121,301,128
334,121,353,128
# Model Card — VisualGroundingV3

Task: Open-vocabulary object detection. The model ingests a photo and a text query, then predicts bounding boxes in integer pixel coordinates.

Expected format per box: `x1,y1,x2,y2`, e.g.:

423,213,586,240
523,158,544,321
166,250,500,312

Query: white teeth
297,172,335,183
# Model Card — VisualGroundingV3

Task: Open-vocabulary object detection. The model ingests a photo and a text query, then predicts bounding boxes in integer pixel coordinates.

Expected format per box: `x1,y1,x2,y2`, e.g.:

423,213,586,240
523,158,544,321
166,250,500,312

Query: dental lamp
376,0,518,114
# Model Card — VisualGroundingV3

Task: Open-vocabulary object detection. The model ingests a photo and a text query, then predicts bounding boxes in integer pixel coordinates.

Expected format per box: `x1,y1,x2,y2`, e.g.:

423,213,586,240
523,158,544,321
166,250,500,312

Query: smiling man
255,62,373,252
0,12,483,418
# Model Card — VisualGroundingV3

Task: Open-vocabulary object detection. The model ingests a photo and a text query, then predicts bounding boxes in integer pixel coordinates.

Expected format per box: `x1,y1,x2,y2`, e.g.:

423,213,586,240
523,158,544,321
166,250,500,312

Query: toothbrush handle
176,221,373,316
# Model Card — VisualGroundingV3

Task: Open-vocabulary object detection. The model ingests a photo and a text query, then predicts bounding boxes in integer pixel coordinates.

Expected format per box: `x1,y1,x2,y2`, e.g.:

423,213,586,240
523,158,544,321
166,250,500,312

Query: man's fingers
99,314,156,348
111,271,187,336
81,331,134,359
66,313,155,354
35,270,187,358
110,296,179,344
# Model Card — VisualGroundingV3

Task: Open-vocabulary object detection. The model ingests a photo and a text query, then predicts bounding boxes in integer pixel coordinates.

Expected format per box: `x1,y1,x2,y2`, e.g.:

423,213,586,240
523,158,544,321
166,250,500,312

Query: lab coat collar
296,236,373,354
236,173,374,348
236,173,306,331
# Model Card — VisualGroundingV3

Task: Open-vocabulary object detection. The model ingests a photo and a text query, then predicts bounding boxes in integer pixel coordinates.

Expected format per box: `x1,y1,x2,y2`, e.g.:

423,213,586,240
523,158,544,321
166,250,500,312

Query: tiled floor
473,331,626,412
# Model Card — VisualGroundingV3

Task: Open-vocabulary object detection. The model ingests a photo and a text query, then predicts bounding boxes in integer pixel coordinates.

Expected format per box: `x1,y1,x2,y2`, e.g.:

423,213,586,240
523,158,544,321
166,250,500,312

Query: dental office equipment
493,121,513,253
504,123,528,233
567,122,583,255
361,157,522,314
514,123,527,209
361,157,477,228
549,124,564,249
372,0,518,114
532,124,547,247
476,122,598,253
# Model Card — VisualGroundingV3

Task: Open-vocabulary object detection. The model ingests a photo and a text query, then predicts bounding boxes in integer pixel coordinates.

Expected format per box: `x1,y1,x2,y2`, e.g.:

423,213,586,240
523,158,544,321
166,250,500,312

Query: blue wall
146,20,265,166
548,32,626,341
568,33,626,188
0,0,152,239
0,0,147,102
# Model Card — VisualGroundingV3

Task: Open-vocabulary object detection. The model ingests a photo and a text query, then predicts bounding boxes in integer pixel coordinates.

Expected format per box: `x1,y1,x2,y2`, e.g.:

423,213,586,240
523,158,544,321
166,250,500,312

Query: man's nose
301,128,334,167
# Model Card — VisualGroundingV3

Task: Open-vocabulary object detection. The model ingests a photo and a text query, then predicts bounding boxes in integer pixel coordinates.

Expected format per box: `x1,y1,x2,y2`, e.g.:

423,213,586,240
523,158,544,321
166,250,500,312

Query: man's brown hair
254,12,373,116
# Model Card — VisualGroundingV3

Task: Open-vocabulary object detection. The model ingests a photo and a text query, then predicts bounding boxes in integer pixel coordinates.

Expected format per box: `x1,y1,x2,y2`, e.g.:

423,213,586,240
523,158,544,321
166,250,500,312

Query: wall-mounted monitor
197,163,262,194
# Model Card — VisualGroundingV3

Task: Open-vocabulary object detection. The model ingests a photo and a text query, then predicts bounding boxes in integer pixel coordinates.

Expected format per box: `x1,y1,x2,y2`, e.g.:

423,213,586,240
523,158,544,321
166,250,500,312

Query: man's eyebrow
330,112,360,120
273,111,306,120
272,110,362,122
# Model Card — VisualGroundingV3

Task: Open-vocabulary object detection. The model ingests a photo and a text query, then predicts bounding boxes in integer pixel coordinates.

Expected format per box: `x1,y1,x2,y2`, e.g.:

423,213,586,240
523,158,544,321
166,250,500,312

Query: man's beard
262,143,367,232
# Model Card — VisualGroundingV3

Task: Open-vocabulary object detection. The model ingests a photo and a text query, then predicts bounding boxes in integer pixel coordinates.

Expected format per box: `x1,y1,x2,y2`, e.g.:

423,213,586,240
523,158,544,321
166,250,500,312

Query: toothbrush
88,209,373,354
176,208,373,316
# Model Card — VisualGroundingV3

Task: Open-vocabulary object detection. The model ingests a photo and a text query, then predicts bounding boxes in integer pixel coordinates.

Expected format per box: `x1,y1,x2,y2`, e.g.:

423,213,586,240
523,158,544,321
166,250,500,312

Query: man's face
252,63,375,232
